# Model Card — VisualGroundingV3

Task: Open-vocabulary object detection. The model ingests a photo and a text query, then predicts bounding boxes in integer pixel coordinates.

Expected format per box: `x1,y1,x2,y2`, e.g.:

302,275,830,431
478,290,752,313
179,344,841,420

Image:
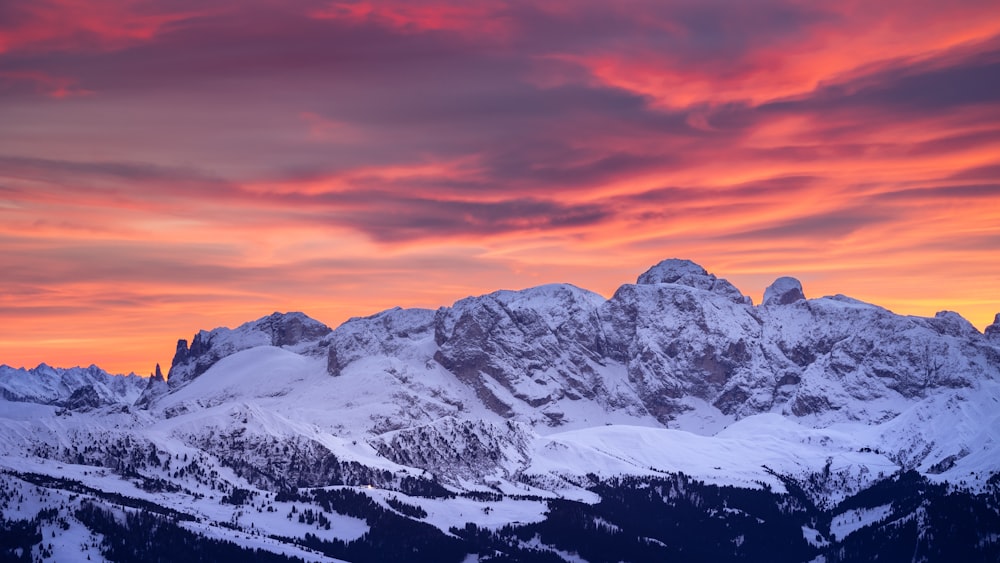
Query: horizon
2,257,996,376
2,1,1000,375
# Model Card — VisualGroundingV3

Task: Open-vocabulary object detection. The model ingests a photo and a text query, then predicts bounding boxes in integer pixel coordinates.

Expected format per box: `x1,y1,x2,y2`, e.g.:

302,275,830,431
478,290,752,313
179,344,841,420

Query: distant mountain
0,363,146,411
2,258,998,562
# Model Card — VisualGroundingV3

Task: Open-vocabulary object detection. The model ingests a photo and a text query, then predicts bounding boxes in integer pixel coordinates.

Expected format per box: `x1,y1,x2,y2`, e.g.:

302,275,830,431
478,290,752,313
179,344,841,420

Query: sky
2,0,999,375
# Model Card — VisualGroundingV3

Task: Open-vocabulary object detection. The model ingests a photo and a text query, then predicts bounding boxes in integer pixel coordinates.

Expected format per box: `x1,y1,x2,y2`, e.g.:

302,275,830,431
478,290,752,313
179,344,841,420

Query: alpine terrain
2,259,999,562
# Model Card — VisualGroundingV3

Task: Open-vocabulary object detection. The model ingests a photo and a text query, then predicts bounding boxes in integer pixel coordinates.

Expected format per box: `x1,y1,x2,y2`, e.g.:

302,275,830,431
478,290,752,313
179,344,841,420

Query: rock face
433,284,610,418
326,307,436,377
318,259,1000,426
763,277,806,306
637,258,752,305
62,385,105,411
372,417,533,482
986,313,1000,342
757,296,991,420
166,312,331,385
255,311,333,348
601,268,762,420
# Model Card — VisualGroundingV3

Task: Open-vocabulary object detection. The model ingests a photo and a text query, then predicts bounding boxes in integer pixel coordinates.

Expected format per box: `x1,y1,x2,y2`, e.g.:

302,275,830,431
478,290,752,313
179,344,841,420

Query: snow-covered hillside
2,258,999,561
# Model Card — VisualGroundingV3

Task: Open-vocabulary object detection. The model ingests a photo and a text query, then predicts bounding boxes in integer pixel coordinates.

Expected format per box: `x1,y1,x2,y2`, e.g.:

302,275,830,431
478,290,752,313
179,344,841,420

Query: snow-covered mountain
2,258,999,562
0,364,146,411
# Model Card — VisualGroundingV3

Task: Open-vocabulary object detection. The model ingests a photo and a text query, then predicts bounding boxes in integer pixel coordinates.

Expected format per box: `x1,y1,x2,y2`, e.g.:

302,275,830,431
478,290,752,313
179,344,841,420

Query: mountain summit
636,258,752,304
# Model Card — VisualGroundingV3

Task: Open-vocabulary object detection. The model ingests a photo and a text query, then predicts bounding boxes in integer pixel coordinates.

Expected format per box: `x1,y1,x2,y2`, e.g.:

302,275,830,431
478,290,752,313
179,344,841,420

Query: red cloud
0,0,203,54
309,0,512,37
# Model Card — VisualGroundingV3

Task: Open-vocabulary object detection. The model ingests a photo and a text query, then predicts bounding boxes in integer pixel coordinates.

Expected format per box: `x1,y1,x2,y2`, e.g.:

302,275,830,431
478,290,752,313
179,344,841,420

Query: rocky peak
763,277,806,306
151,363,165,382
928,311,980,338
167,338,195,382
166,312,331,387
636,258,710,285
169,339,189,375
246,311,332,348
985,313,1000,342
636,258,751,305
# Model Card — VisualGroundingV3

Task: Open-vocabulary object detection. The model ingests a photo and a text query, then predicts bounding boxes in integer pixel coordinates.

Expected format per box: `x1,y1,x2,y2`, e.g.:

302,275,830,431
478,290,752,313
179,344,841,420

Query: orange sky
2,0,1000,374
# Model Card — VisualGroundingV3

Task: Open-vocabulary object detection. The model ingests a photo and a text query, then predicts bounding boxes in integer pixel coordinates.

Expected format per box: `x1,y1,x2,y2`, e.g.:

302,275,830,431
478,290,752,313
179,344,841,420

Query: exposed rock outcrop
985,313,1000,342
637,258,752,305
167,312,331,386
763,277,806,306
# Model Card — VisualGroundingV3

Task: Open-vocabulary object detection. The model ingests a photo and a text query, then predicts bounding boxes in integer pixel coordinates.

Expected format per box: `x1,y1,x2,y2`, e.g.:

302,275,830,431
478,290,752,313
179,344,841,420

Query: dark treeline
0,517,40,562
456,473,818,563
3,469,998,562
825,471,1000,562
74,501,305,563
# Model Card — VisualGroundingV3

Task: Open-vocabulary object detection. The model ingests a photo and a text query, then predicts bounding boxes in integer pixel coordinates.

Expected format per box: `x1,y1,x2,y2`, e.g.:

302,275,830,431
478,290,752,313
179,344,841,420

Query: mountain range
2,259,998,562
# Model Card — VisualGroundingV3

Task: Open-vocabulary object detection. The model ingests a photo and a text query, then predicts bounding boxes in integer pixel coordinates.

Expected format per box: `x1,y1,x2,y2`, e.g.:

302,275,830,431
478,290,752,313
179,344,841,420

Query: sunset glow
2,0,999,374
